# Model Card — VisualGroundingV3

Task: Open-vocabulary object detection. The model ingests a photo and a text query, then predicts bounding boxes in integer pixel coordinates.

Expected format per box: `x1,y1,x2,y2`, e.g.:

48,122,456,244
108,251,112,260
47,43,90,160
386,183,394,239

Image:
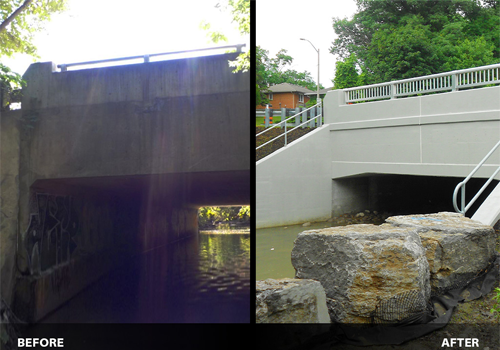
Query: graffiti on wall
24,193,80,275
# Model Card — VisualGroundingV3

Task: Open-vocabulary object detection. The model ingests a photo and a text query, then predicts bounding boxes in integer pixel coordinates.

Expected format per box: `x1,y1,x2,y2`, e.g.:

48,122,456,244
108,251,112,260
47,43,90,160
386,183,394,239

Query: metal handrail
344,63,500,103
57,44,246,71
256,102,321,137
453,140,500,215
256,113,322,151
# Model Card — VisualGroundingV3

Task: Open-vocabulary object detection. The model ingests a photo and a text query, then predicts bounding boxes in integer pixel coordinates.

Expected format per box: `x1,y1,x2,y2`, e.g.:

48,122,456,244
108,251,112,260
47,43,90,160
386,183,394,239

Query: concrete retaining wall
1,110,21,305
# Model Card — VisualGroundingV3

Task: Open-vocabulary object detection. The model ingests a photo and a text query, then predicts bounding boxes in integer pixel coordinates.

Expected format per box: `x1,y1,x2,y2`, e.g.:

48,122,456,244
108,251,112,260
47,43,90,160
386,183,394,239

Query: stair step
471,182,500,226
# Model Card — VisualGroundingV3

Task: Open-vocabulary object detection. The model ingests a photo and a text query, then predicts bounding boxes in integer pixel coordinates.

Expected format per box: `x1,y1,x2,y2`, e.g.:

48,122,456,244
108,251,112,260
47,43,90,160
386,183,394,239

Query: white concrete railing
344,63,500,103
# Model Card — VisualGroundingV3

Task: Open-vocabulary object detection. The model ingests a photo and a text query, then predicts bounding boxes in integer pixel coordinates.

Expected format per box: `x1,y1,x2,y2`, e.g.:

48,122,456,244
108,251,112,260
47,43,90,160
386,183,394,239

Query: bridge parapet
342,63,500,104
22,52,247,110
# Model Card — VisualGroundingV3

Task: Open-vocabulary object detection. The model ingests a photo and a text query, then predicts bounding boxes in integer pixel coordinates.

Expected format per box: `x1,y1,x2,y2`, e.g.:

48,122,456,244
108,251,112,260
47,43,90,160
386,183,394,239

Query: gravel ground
256,126,315,161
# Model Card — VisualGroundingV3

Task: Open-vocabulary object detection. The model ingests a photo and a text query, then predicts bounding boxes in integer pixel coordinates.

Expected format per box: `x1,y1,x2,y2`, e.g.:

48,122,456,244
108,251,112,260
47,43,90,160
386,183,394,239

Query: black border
250,0,257,326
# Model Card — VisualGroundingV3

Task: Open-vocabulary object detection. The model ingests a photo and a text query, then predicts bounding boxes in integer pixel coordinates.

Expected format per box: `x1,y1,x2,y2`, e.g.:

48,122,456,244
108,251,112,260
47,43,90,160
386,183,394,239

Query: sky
3,0,248,75
256,0,358,89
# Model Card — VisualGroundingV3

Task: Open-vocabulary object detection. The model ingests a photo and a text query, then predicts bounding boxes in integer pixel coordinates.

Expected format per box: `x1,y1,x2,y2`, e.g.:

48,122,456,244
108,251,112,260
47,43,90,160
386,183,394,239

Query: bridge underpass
256,64,500,229
1,50,250,323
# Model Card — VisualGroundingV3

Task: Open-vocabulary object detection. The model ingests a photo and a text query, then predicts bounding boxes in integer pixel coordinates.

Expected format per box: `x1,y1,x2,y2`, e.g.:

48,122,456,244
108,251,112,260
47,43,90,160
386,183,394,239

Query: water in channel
256,221,344,281
39,229,250,323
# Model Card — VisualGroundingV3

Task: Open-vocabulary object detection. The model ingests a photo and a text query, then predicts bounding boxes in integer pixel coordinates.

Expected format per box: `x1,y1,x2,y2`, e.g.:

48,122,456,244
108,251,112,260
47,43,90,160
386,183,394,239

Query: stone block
291,224,430,323
256,278,330,323
386,212,496,293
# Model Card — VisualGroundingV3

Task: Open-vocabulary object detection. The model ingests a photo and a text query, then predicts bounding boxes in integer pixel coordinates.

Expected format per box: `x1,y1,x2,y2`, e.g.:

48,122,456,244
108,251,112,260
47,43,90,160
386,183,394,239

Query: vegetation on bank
198,206,250,228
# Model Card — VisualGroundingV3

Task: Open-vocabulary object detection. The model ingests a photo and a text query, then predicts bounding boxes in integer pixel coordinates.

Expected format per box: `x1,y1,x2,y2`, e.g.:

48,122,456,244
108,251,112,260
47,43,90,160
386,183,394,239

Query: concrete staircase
472,182,500,226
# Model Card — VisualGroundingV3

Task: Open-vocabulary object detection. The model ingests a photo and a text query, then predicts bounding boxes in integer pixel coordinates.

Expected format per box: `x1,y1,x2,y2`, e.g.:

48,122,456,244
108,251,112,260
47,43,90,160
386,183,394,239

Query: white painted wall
256,127,332,228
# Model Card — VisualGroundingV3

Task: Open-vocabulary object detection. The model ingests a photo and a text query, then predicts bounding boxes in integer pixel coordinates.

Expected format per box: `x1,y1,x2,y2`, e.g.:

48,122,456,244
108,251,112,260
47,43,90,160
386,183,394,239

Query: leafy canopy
1,0,66,58
331,0,500,88
1,0,66,97
200,0,250,72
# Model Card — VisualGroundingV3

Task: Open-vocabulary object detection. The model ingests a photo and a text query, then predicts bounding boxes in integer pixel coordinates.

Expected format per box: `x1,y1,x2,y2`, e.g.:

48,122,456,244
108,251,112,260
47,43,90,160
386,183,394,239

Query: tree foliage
201,0,250,72
1,0,66,108
198,206,250,228
0,63,24,110
1,0,66,58
256,45,324,106
331,0,500,88
333,53,366,89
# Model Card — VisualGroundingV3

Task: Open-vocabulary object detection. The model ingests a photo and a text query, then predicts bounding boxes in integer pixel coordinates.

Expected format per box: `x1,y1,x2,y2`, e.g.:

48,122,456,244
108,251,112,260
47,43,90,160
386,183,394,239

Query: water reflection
40,230,250,323
136,231,250,323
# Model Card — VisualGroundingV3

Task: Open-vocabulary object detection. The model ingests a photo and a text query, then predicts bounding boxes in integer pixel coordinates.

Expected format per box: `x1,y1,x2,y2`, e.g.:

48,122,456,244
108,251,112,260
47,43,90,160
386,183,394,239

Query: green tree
331,0,499,87
1,0,66,57
200,0,250,72
1,0,67,109
333,53,364,89
256,46,270,106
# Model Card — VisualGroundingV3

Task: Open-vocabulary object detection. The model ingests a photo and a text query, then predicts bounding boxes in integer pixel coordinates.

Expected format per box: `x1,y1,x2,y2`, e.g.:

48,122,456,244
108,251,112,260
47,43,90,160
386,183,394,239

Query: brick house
257,83,314,110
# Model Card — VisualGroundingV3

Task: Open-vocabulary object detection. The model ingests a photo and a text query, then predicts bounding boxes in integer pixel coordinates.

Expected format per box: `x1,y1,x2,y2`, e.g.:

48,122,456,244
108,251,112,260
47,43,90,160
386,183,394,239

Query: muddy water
39,230,250,323
256,221,344,281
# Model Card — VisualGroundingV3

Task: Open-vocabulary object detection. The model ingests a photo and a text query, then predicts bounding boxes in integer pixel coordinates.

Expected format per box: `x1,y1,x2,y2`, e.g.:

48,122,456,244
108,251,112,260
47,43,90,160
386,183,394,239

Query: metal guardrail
57,44,246,72
345,63,500,103
256,102,322,150
453,140,500,215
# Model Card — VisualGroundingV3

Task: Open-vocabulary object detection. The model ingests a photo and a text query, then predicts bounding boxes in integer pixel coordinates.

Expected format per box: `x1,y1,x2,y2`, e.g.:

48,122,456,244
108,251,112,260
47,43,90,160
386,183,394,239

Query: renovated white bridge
257,64,500,228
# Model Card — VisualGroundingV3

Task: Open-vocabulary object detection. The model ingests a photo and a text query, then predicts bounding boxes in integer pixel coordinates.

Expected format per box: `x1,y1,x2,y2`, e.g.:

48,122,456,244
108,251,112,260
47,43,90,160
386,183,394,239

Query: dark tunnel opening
333,174,499,219
15,172,250,324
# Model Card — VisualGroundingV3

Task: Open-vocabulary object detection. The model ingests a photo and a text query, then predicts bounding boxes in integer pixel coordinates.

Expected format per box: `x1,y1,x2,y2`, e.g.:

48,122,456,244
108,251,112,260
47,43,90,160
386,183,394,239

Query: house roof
266,83,314,94
304,87,334,95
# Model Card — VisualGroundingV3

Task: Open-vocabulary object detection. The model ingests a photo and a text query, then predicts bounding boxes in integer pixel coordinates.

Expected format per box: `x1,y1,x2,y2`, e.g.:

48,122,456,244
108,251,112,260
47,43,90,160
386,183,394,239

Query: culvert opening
16,177,250,324
332,174,499,219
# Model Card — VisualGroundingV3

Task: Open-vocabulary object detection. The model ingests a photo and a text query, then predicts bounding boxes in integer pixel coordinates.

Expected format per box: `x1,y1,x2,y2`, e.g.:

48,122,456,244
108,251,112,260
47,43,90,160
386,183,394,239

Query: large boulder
291,224,430,324
386,212,496,293
256,278,330,323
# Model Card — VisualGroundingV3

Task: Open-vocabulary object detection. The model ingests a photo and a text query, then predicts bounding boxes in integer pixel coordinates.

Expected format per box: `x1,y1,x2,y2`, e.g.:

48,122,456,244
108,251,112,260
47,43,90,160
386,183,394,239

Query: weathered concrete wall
257,86,500,228
20,53,248,180
12,181,140,322
1,110,21,305
8,52,250,321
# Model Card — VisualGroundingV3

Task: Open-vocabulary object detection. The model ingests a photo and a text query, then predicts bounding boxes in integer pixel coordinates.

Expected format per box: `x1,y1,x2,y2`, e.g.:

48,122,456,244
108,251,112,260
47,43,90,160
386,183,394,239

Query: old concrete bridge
1,51,249,321
257,64,500,229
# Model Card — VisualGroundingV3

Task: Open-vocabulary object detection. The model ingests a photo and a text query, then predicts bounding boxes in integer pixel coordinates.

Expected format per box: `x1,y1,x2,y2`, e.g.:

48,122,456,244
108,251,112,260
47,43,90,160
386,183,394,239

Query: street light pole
300,38,320,104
